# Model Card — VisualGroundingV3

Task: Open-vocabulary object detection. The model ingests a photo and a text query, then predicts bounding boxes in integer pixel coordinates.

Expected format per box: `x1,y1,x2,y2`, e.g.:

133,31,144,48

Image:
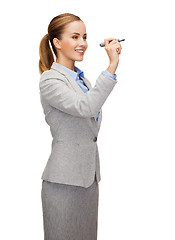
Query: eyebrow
71,32,87,36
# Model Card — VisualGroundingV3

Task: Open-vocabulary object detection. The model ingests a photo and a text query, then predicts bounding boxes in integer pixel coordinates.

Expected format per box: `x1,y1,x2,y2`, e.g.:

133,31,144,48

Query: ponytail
39,34,54,74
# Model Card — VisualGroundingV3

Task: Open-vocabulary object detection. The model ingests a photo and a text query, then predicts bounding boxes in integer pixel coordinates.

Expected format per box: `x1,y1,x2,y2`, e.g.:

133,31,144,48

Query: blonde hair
39,13,82,74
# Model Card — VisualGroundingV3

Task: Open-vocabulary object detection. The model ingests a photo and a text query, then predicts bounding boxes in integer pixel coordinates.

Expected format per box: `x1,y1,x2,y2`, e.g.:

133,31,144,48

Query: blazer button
93,136,97,142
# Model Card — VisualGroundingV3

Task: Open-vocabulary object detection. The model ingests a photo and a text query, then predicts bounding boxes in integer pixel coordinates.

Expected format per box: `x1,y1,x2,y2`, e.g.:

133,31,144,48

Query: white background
0,0,175,239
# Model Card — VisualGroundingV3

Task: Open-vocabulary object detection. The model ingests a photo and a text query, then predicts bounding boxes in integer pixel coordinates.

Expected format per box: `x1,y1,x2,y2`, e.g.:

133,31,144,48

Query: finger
109,39,118,45
116,47,122,54
110,42,122,48
116,44,122,52
104,38,117,46
118,49,121,54
107,41,122,53
110,43,122,52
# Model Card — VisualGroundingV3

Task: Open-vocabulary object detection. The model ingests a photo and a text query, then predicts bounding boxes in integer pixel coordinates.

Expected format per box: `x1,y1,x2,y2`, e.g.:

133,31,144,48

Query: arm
39,70,117,118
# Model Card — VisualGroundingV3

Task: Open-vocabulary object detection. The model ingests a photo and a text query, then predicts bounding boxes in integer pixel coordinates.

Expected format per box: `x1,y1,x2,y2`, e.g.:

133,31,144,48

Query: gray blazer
39,62,117,188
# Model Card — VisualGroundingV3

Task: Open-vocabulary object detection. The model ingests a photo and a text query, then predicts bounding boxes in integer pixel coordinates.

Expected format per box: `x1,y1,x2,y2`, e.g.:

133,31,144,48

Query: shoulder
40,68,64,82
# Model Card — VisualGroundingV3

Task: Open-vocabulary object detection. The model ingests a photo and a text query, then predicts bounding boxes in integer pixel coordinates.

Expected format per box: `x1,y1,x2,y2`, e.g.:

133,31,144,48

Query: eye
72,36,87,40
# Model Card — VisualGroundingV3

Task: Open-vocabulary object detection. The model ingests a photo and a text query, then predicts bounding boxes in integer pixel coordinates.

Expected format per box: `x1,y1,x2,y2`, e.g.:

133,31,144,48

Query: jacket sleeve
39,71,117,118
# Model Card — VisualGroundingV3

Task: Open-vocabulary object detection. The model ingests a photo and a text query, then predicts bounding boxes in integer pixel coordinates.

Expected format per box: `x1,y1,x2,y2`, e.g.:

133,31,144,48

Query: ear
53,38,61,50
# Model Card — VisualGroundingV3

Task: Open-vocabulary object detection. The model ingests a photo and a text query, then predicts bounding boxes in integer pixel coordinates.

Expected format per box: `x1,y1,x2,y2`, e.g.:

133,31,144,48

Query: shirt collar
54,62,84,81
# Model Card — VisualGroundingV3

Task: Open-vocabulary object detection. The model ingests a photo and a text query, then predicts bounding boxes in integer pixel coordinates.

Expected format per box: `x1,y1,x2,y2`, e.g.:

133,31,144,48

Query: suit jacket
39,62,117,188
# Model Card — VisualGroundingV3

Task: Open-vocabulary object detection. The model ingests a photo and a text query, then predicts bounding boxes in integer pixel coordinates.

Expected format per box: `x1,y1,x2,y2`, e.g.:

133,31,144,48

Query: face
53,21,88,63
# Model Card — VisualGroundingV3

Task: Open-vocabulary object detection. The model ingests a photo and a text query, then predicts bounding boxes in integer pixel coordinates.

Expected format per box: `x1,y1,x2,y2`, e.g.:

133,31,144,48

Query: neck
56,57,75,71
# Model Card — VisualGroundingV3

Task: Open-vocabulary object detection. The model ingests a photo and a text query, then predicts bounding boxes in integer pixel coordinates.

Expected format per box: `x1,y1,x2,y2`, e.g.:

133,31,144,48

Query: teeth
76,50,84,52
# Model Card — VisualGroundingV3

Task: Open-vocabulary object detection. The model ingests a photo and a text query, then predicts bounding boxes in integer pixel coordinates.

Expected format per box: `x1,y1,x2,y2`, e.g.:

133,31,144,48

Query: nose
78,37,87,47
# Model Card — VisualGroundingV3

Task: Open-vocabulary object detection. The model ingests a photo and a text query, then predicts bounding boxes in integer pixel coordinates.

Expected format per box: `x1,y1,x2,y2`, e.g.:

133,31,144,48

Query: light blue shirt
55,62,117,120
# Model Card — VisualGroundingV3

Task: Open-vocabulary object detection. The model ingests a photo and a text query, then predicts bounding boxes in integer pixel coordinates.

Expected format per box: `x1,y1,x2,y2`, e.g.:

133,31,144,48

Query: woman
39,13,122,240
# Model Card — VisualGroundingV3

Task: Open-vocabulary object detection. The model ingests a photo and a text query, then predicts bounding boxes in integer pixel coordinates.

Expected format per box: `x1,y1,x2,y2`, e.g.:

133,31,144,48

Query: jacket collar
51,62,92,94
54,62,85,81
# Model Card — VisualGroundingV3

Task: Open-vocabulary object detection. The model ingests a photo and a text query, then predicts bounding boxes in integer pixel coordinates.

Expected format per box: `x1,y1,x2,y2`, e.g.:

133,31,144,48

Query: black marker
99,39,125,47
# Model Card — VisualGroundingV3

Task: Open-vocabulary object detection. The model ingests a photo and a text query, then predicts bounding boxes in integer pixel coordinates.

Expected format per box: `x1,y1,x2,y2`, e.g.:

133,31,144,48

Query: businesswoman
39,13,122,240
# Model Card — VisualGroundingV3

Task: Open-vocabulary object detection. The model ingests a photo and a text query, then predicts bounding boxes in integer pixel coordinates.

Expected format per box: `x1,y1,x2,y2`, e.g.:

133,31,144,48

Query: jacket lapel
50,62,102,123
51,62,84,95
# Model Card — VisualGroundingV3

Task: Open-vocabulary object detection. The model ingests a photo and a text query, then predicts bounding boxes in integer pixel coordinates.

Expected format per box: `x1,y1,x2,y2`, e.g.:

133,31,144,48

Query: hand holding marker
99,39,125,47
100,38,125,75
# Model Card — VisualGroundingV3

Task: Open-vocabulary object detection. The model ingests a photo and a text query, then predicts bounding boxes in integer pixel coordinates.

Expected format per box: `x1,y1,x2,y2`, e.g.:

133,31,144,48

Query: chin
76,58,84,62
73,56,84,62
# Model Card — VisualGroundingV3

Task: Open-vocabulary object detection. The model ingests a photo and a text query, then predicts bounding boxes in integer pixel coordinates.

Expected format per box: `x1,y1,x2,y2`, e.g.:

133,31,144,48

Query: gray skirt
41,175,99,240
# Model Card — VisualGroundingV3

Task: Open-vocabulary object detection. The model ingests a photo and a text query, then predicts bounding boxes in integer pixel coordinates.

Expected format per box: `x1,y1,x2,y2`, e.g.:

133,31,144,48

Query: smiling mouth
75,50,85,55
75,50,84,53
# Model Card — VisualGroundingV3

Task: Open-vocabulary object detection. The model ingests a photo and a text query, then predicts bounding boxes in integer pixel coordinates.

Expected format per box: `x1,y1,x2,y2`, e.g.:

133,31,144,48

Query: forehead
64,21,86,35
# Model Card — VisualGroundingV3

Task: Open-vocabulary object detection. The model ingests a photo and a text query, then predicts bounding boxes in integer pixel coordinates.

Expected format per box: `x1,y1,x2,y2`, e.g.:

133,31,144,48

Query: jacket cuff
104,69,117,80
